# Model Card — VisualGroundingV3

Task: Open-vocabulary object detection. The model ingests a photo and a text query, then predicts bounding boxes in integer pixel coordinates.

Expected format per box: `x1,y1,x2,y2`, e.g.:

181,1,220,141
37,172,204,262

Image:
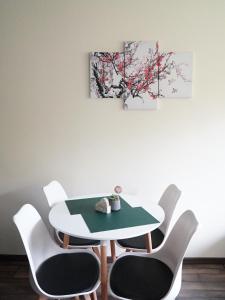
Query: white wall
1,0,225,256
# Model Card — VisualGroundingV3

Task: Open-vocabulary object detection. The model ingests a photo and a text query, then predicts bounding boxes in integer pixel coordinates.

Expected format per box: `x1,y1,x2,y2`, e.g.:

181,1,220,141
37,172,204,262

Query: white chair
108,210,198,300
13,204,100,300
43,180,100,251
116,184,181,252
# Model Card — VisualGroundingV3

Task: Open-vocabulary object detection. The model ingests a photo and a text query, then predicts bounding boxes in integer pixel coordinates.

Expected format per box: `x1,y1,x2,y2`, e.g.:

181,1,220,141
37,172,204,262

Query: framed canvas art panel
123,41,159,110
159,52,193,98
90,52,125,98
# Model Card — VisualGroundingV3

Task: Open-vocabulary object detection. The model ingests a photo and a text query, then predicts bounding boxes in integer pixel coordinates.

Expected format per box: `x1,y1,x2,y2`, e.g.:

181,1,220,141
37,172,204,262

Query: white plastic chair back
159,210,198,273
158,184,181,235
157,210,199,299
13,204,60,273
43,180,68,207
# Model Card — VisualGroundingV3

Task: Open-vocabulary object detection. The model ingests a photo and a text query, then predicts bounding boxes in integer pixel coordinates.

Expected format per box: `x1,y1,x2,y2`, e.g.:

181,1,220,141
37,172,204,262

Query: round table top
49,194,165,241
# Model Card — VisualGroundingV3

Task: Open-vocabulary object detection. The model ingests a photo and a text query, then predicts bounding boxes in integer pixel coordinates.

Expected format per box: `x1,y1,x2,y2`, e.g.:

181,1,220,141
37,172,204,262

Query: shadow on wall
0,184,52,255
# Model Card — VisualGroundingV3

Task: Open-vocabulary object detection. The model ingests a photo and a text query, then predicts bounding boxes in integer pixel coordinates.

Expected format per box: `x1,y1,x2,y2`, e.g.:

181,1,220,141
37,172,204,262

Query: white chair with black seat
116,184,181,253
13,204,100,300
43,180,100,256
108,210,198,300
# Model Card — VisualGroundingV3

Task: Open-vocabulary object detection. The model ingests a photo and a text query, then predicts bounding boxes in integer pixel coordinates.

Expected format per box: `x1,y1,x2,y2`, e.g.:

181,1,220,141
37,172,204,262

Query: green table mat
65,196,159,233
82,207,159,233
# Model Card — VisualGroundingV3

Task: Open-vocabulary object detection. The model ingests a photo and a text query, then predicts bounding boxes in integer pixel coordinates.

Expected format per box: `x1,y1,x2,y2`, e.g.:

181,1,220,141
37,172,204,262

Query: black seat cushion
117,228,164,250
58,231,100,246
36,253,99,296
110,255,173,300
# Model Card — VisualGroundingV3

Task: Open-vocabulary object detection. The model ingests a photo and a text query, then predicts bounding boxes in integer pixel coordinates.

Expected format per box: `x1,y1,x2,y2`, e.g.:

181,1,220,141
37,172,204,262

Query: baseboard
1,254,225,265
183,257,225,264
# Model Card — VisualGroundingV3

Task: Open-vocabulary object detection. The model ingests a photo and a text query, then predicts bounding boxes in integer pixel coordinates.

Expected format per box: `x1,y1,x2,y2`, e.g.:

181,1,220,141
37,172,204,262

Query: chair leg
63,233,70,249
83,295,91,300
92,246,101,258
145,232,152,253
110,240,116,262
90,291,97,300
74,296,80,300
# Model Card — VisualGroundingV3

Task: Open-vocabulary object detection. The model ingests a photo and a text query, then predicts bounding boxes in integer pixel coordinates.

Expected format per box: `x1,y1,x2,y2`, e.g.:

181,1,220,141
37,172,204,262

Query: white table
49,194,165,300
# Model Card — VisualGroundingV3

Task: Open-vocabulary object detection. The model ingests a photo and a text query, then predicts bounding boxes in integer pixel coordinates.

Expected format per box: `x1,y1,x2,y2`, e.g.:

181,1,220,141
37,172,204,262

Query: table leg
110,240,116,262
101,241,108,300
145,232,152,253
63,234,70,249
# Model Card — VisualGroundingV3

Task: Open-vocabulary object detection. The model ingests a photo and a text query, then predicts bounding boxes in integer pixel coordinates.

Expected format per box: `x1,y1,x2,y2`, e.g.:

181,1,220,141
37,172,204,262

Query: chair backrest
43,180,68,207
13,204,59,274
159,210,198,274
158,184,181,235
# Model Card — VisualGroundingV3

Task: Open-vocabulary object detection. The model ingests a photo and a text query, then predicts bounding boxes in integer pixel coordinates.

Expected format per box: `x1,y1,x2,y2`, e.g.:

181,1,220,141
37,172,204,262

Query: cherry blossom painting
89,42,193,110
90,52,124,98
159,52,193,98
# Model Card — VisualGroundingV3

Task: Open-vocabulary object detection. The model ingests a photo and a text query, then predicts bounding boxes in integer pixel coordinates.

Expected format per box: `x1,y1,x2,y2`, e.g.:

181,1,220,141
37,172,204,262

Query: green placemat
82,207,159,233
65,197,159,233
66,196,131,215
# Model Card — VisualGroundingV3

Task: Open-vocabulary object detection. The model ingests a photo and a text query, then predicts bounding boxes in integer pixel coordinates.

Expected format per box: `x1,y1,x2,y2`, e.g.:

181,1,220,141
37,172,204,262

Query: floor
1,259,225,299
